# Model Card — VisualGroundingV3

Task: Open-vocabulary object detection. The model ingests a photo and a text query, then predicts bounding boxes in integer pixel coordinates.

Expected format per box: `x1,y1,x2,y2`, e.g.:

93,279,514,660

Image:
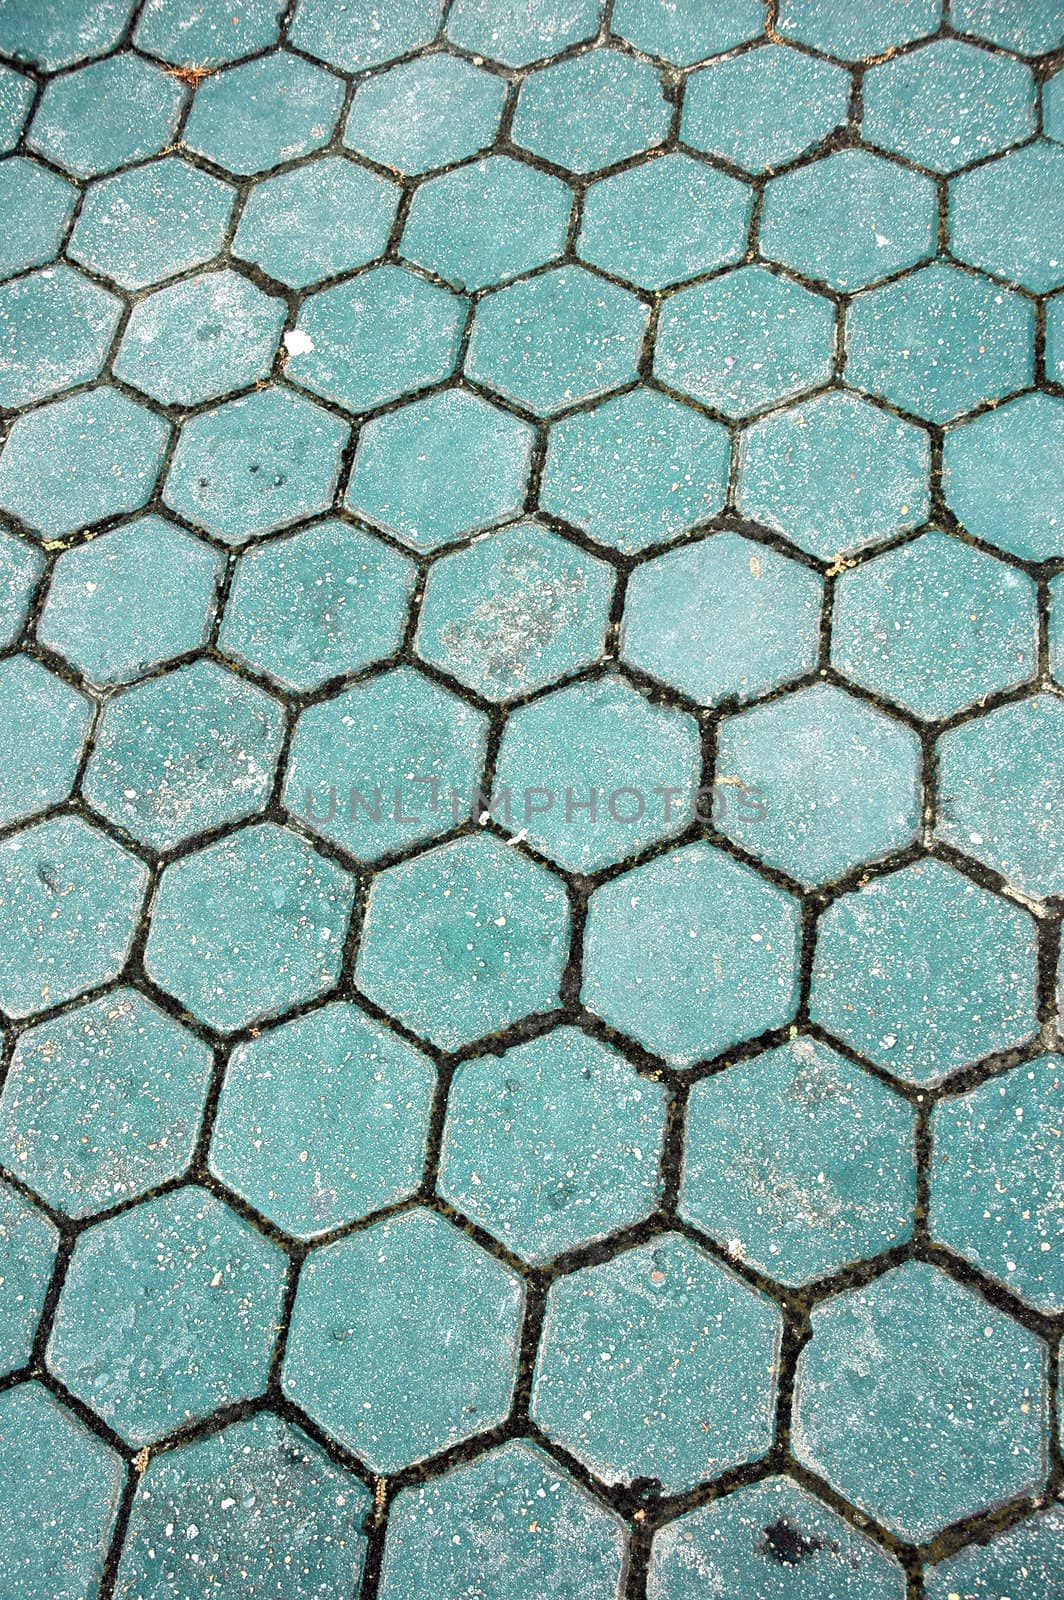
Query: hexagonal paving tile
114,1413,370,1600
0,815,148,1019
163,386,347,545
1053,574,1064,684
655,265,835,419
951,141,1064,292
27,53,187,179
284,665,489,860
845,262,1034,423
737,390,930,561
943,392,1064,561
380,1438,625,1600
831,530,1038,720
447,0,601,64
0,156,75,279
219,519,415,692
648,1476,907,1600
0,655,92,828
0,528,43,649
809,859,1039,1086
415,520,613,702
466,265,647,416
135,0,284,64
402,155,572,291
793,1260,1047,1542
532,1233,781,1493
953,0,1064,52
38,516,223,688
0,386,170,541
0,988,212,1218
48,1186,287,1445
209,1001,435,1238
682,44,850,173
183,51,344,176
924,1507,1064,1600
288,265,465,415
936,694,1064,899
540,387,729,554
513,47,669,173
83,659,285,853
0,265,121,408
290,0,443,70
346,389,534,552
681,1039,915,1286
1047,68,1064,144
145,822,354,1033
0,0,135,68
620,532,823,705
438,1025,666,1262
68,157,236,291
282,1207,523,1470
776,0,939,59
113,270,286,407
0,1181,58,1373
611,0,764,63
863,38,1035,174
0,66,32,154
233,155,398,289
583,842,801,1065
343,53,506,173
578,153,750,290
1049,293,1064,384
493,675,701,872
716,683,922,886
355,834,570,1050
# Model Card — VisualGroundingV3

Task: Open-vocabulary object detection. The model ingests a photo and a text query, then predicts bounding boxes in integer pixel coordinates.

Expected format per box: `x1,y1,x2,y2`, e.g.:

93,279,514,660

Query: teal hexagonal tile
0,655,91,828
681,1039,915,1285
716,683,922,886
0,1383,122,1600
343,54,506,174
761,149,936,292
114,1412,370,1600
288,265,465,415
210,1001,435,1238
290,0,443,70
832,531,1038,720
493,675,701,871
183,51,344,176
379,1439,625,1600
114,270,286,407
578,154,750,290
83,659,284,853
810,859,1039,1085
532,1233,781,1492
951,142,1064,292
145,822,354,1032
356,834,569,1050
0,0,135,70
682,45,850,173
612,0,763,62
0,157,76,279
655,266,835,419
346,389,534,551
540,388,729,554
466,265,647,416
48,1186,287,1445
233,155,398,289
0,815,148,1019
1049,293,1064,384
845,262,1033,423
513,47,669,173
0,386,170,541
447,0,601,65
738,390,930,560
648,1476,907,1600
0,65,33,154
621,532,823,705
0,265,121,409
924,1506,1064,1600
583,842,801,1065
1047,69,1064,144
69,157,236,291
27,53,187,178
415,521,613,702
952,0,1064,55
283,665,489,860
403,155,572,291
931,1055,1063,1313
439,1026,666,1262
163,386,347,545
38,516,223,688
0,1183,58,1373
0,528,42,648
283,1207,523,1470
0,988,212,1217
793,1261,1047,1542
943,392,1064,561
1053,574,1064,683
135,0,285,64
936,694,1064,899
776,0,940,60
863,39,1035,174
219,519,415,692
